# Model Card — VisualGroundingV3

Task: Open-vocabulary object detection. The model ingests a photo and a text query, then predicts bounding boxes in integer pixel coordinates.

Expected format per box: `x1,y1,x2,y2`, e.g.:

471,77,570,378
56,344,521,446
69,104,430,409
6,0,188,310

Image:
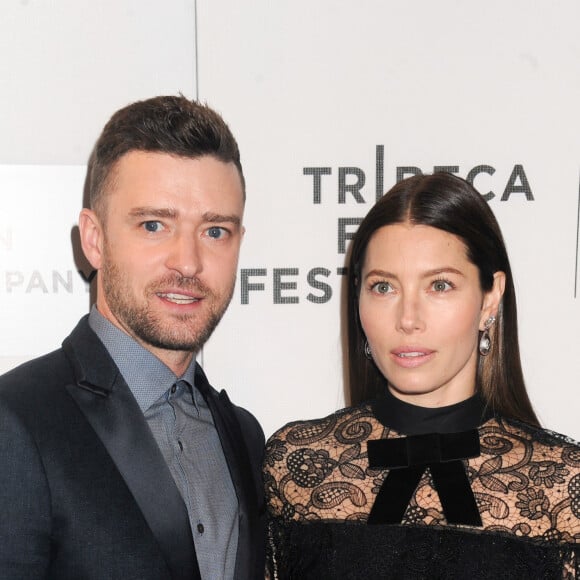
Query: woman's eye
371,281,392,294
207,226,228,239
143,221,163,232
432,279,452,292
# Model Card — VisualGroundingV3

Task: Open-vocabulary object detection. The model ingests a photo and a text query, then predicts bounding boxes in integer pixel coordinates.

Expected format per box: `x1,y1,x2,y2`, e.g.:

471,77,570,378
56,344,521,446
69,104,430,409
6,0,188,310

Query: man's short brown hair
86,95,245,216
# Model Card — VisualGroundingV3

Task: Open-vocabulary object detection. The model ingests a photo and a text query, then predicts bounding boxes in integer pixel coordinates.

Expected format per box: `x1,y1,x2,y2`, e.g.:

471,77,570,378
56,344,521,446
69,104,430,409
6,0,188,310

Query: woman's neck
372,388,491,435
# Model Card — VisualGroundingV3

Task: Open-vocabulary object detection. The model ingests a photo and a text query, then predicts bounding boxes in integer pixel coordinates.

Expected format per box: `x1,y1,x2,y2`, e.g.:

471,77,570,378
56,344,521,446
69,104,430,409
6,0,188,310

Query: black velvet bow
367,430,482,526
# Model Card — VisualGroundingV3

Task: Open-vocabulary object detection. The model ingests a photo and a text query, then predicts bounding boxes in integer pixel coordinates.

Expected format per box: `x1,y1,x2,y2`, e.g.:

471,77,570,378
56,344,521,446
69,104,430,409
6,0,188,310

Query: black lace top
264,394,580,579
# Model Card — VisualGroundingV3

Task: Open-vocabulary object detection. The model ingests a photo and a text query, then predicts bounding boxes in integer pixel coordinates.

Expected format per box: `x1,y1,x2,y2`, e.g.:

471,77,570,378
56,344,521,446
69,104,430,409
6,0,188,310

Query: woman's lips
390,347,435,368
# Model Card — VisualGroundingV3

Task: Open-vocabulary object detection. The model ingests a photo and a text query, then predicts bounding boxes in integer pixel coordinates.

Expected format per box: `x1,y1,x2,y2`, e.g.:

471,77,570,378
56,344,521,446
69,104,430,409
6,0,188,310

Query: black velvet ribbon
367,430,482,526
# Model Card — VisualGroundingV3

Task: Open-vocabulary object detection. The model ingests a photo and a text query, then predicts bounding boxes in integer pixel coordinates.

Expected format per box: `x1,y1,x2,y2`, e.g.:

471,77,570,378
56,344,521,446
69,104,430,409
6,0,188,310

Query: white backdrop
1,1,579,440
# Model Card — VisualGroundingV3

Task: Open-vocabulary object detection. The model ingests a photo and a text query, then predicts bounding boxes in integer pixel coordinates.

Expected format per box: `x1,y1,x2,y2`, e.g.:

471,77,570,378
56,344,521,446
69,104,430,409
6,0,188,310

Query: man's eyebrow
128,207,178,219
202,212,241,226
126,208,241,226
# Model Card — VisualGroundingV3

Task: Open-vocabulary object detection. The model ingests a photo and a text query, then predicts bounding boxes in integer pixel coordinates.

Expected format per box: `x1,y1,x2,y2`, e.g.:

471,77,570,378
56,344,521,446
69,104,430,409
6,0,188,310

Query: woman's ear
480,271,506,329
78,209,104,270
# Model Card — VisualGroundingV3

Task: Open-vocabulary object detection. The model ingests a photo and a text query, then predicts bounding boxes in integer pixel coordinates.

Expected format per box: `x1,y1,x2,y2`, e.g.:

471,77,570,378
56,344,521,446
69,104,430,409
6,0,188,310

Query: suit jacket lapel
194,364,261,580
62,318,201,580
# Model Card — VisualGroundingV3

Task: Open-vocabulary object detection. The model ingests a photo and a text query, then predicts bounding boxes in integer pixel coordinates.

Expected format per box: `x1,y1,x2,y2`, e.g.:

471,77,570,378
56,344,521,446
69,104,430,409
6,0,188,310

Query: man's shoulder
230,400,264,441
213,385,265,447
194,362,264,440
0,347,77,438
0,316,100,402
0,348,70,391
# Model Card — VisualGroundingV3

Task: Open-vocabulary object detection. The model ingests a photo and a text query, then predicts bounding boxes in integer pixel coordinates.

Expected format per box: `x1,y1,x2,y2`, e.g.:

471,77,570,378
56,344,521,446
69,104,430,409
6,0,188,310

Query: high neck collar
371,388,491,435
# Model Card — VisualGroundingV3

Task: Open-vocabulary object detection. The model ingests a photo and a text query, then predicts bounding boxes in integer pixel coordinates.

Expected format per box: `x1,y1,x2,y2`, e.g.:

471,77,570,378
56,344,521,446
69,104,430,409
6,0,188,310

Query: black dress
264,392,580,579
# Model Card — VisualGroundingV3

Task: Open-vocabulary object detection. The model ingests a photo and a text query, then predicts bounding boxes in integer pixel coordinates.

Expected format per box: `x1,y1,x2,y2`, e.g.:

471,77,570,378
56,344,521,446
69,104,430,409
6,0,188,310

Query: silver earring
479,316,496,356
364,340,372,359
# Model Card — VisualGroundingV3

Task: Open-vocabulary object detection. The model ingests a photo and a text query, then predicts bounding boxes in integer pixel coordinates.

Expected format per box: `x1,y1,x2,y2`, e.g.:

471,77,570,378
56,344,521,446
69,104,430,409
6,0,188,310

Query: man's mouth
157,292,200,305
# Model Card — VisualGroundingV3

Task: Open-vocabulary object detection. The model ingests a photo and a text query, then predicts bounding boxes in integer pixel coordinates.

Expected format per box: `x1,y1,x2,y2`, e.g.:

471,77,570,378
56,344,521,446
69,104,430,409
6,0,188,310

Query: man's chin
133,320,220,353
116,304,226,354
137,332,205,353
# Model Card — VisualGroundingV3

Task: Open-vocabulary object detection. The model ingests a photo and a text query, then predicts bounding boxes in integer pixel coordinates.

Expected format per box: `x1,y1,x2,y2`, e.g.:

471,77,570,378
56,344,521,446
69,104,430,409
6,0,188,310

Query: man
0,96,265,579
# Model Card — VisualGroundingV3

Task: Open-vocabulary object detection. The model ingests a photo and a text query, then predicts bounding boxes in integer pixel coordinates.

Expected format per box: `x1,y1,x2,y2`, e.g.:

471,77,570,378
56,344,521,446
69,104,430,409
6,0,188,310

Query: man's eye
207,226,227,239
371,281,392,294
143,221,163,232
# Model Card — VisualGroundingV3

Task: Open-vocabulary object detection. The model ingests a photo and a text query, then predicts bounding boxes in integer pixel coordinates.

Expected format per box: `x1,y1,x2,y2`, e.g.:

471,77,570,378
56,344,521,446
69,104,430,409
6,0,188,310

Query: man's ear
78,209,104,270
480,271,506,329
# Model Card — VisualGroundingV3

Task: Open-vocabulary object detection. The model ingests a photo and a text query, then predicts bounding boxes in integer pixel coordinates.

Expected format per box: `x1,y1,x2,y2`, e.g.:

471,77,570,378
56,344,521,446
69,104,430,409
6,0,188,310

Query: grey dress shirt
89,307,238,580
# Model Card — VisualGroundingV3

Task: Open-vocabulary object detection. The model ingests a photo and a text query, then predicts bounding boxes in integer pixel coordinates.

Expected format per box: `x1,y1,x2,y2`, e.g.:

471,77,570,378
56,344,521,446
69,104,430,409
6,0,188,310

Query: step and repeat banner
1,1,579,439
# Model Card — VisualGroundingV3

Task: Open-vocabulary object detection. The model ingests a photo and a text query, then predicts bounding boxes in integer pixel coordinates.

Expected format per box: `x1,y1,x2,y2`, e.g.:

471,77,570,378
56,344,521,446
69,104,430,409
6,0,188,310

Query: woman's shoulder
488,415,580,450
265,402,377,448
263,402,381,485
481,415,580,489
263,402,382,520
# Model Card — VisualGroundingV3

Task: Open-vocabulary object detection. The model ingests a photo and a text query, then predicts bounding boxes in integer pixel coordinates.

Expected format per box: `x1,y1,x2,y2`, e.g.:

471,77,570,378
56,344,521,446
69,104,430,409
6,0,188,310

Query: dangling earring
364,340,372,359
479,316,496,356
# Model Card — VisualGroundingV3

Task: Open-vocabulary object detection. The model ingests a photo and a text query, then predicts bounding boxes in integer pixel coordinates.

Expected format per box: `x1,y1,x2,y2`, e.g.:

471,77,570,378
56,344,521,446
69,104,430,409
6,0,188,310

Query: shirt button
197,523,205,534
170,384,177,394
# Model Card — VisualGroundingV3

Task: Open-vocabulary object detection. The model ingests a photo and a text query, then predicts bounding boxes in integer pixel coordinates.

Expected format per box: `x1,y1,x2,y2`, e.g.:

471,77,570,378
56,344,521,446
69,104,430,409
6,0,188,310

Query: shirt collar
88,306,197,413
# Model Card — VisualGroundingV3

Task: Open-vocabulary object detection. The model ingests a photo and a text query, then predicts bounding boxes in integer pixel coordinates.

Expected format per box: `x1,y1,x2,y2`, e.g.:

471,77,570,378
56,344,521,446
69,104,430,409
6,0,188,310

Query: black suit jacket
0,316,265,579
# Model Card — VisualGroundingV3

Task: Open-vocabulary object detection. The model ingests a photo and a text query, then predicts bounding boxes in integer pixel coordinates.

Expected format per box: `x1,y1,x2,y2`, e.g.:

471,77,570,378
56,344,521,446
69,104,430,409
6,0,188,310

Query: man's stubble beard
100,253,235,353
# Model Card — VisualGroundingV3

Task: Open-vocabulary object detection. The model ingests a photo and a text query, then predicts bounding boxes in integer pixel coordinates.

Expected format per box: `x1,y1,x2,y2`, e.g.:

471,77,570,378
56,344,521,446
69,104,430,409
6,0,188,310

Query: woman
264,173,580,579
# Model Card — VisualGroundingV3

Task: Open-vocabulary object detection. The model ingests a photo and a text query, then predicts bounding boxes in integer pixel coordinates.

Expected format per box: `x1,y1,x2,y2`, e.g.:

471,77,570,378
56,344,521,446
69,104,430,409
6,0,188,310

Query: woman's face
358,223,504,408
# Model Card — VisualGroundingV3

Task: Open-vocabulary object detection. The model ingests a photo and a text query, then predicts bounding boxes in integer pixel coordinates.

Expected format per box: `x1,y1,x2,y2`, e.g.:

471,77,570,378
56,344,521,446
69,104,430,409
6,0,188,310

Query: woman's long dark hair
346,172,539,426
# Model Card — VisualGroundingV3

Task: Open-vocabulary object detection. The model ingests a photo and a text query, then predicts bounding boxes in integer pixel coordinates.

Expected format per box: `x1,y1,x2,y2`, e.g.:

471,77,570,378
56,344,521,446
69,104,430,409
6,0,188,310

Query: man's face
83,151,244,370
